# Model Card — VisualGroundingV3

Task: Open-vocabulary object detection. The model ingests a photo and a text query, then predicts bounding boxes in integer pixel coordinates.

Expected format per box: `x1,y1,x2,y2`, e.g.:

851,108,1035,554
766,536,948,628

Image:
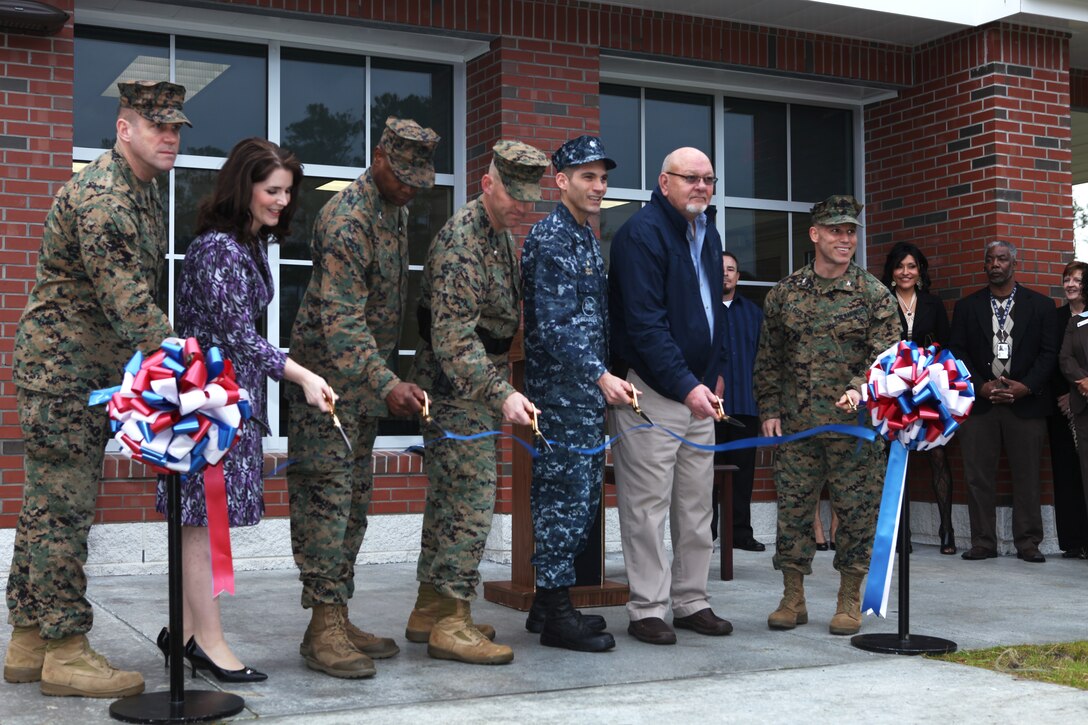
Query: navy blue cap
551,135,616,173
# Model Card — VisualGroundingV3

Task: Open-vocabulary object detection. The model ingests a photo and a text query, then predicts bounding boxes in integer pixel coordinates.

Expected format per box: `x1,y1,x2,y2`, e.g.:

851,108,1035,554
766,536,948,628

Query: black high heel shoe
184,637,267,683
939,527,956,555
156,627,170,668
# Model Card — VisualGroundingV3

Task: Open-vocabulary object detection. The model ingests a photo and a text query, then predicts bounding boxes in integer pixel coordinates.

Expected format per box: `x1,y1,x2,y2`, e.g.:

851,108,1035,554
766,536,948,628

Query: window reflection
371,58,453,173
723,97,786,200
723,209,789,283
173,168,218,255
406,186,453,266
644,89,713,190
278,263,312,348
281,176,344,260
598,201,641,269
791,211,817,272
74,26,169,149
175,37,266,157
280,48,366,167
791,104,853,203
600,85,641,189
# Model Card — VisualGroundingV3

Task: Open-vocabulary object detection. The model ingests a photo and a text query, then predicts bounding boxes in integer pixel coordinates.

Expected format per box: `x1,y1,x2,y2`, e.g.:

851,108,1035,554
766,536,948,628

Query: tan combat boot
829,572,865,635
39,634,144,698
768,570,808,630
300,605,400,660
427,596,513,665
301,603,377,678
405,582,496,643
4,626,47,683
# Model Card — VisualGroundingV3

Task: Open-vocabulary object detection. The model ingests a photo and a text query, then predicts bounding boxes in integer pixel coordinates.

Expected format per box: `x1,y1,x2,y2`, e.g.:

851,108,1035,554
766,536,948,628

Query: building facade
1,0,1086,572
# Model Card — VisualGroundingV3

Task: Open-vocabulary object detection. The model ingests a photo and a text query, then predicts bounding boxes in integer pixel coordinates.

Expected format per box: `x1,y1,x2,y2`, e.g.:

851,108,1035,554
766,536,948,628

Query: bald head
659,147,714,221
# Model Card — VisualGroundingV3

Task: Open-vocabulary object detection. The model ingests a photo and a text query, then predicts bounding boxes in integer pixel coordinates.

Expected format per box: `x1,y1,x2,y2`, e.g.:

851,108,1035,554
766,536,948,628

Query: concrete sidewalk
2,545,1086,724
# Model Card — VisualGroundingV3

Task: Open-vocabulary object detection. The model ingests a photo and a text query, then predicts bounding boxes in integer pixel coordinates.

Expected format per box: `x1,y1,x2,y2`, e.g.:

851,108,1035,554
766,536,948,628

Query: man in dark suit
949,240,1057,562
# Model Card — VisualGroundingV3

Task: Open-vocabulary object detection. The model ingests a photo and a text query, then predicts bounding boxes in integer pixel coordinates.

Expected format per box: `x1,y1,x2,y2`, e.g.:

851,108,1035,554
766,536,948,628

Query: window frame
73,9,474,451
600,54,888,291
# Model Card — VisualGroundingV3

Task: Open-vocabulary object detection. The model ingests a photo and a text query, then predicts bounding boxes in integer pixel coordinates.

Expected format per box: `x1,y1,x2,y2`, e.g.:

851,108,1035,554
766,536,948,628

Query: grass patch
929,641,1088,690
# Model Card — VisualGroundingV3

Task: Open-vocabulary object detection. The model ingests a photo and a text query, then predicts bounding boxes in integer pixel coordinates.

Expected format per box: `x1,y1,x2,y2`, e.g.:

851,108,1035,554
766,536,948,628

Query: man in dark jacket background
608,147,731,645
949,240,1057,563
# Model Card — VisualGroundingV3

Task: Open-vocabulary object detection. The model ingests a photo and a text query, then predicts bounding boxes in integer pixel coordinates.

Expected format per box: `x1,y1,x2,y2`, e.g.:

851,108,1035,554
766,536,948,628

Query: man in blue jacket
609,147,731,645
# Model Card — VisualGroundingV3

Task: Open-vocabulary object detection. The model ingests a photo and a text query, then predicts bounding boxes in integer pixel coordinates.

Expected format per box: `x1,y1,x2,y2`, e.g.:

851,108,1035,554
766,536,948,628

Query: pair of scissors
325,395,353,453
712,396,746,428
420,391,434,426
629,388,655,426
530,408,554,453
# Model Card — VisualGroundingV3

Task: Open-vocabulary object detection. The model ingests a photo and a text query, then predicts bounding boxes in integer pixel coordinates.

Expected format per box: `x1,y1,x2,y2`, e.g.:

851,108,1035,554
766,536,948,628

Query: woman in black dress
881,242,956,554
1051,260,1088,558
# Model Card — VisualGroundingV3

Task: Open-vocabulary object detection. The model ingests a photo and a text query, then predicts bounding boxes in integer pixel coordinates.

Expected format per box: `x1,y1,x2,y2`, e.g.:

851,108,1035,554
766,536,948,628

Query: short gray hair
985,240,1017,262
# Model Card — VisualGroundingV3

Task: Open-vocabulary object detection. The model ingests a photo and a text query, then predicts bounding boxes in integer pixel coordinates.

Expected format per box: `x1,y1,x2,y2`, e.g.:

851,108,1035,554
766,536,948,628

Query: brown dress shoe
673,608,733,636
1016,547,1046,563
627,617,676,645
961,546,998,560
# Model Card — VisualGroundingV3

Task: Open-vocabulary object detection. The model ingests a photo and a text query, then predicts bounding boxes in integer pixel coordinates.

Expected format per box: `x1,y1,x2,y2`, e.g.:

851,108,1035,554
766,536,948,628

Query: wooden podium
483,346,629,610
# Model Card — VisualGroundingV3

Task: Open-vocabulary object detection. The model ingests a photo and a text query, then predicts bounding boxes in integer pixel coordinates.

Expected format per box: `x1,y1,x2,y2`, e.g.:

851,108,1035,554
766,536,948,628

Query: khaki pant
610,371,714,621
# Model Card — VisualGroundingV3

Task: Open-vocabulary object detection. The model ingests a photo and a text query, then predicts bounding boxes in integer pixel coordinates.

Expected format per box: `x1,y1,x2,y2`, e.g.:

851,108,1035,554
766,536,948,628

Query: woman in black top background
881,242,956,554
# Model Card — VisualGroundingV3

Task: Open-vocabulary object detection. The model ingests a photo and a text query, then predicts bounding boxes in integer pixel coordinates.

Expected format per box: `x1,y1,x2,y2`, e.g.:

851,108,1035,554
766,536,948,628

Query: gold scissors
530,408,553,453
325,395,352,453
420,391,434,426
713,396,745,428
630,388,654,426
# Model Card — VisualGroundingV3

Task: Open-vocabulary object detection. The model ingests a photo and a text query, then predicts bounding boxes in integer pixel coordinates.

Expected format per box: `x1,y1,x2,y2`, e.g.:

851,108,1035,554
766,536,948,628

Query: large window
74,25,460,448
600,83,856,300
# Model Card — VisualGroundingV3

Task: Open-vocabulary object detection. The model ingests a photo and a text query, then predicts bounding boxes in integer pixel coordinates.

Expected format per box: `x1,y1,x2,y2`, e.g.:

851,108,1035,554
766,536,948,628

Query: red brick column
865,23,1072,506
464,36,602,514
0,4,74,528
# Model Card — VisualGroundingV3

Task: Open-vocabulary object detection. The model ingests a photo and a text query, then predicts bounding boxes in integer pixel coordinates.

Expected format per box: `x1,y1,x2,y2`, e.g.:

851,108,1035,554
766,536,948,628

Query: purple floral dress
156,231,286,527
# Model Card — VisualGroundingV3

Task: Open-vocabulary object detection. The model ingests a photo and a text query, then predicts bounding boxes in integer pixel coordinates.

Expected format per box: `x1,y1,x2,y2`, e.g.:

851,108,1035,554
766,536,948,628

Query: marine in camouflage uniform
408,140,547,665
754,194,898,635
4,81,190,697
520,136,629,652
287,117,438,678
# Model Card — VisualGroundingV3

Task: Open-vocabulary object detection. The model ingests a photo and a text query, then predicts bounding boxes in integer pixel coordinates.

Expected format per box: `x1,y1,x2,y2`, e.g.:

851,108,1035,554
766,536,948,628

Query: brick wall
0,0,74,528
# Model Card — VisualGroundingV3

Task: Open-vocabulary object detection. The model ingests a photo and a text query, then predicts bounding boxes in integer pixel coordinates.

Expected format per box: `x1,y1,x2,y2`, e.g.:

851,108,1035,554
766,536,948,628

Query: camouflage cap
551,134,616,173
117,81,192,127
378,116,440,188
493,140,548,202
811,194,863,227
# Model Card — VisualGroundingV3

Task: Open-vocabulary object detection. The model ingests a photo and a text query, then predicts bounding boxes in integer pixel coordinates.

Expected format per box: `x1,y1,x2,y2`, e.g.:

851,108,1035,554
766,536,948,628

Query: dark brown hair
195,137,302,257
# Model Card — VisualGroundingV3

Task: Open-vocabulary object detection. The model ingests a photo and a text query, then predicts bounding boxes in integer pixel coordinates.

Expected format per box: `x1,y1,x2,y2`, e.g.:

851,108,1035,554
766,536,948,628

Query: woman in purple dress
156,138,334,681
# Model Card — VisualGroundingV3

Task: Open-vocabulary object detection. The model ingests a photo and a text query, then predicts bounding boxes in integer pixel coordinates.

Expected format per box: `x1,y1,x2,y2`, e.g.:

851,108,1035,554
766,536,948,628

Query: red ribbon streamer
203,462,235,597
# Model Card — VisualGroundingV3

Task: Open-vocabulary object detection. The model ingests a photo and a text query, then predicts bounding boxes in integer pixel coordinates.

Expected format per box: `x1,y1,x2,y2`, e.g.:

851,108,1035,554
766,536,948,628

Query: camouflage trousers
772,435,884,576
7,387,110,639
287,394,378,609
530,418,604,589
415,399,498,601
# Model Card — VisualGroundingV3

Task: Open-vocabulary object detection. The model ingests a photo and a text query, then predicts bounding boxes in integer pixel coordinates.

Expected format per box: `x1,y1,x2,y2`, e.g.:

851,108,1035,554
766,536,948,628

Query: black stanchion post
109,473,245,723
851,483,957,656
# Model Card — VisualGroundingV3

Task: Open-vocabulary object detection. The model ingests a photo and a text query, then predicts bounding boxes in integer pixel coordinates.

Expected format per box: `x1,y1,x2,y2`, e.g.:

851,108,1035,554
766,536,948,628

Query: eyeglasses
665,172,718,187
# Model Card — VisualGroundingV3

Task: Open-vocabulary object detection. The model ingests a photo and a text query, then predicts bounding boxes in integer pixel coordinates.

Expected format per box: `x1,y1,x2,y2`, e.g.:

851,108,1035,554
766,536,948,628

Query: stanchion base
851,632,957,656
109,690,245,723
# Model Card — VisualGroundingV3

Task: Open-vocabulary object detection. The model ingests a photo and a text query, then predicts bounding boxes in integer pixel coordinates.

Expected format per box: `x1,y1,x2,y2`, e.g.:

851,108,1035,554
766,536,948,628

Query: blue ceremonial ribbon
419,421,878,459
88,385,121,406
206,347,225,379
162,356,186,376
861,440,909,618
161,339,184,362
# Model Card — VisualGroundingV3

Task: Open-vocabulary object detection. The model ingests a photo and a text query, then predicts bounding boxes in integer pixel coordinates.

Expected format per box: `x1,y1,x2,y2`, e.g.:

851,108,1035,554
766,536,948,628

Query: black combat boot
525,589,607,634
538,587,615,653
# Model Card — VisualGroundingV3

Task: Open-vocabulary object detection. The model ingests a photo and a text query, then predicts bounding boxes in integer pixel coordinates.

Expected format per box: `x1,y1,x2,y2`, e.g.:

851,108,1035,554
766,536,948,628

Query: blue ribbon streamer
420,422,878,459
862,440,909,617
